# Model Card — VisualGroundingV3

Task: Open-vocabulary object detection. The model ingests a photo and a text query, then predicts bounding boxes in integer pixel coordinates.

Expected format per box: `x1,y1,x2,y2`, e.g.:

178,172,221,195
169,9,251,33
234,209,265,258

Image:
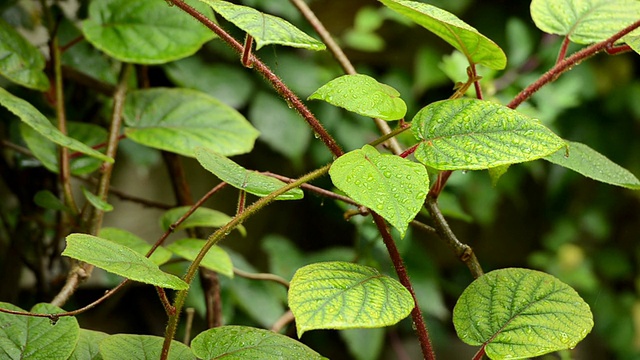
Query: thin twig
271,310,295,333
183,308,196,344
233,268,290,288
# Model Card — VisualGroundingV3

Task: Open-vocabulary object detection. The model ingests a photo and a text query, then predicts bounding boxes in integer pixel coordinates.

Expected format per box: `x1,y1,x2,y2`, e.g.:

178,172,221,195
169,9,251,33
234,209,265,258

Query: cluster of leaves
0,0,639,359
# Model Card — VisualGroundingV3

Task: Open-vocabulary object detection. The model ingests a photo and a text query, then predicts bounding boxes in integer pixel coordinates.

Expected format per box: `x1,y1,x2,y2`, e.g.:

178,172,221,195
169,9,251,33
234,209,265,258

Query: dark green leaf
82,187,113,212
0,87,113,163
289,261,414,337
69,329,107,360
124,88,259,157
99,334,194,360
195,147,304,200
199,0,326,51
98,227,172,266
379,0,506,69
33,190,69,212
62,234,188,290
453,268,594,359
545,141,640,189
191,326,326,359
309,74,407,121
412,98,564,170
0,302,79,360
166,238,233,278
0,17,49,90
340,328,385,360
329,145,429,237
82,0,215,64
160,206,245,235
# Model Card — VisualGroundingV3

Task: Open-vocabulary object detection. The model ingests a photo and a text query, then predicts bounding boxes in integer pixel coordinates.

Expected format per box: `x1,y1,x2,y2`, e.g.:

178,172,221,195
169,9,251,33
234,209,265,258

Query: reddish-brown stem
371,212,435,360
156,287,176,316
399,143,419,158
428,170,453,199
242,34,254,68
556,36,571,64
167,0,343,157
473,346,486,360
236,190,246,215
59,35,84,53
605,43,632,55
470,64,483,100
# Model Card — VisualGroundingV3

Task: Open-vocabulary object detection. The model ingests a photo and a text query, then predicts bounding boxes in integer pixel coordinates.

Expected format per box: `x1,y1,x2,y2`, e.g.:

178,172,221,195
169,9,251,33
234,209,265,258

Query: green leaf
160,206,245,236
82,0,215,64
488,164,510,186
545,141,640,189
379,0,506,69
339,328,385,360
412,98,564,170
62,233,188,290
329,145,428,237
0,88,113,163
624,34,640,55
0,302,80,360
166,238,233,278
530,0,640,44
69,329,107,360
453,268,594,359
191,326,326,360
198,0,325,51
99,334,194,360
98,227,172,266
21,122,108,175
309,74,407,121
0,17,49,90
289,261,414,337
124,88,259,157
33,190,70,212
82,187,113,212
195,147,304,200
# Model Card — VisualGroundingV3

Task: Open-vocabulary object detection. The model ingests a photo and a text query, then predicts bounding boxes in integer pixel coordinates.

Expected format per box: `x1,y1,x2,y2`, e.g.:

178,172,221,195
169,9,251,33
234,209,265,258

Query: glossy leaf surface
379,0,506,69
545,141,640,189
124,88,259,157
453,268,593,359
530,0,640,44
308,74,407,121
329,145,428,237
99,334,194,360
99,227,172,266
82,0,214,64
289,261,414,337
0,18,49,90
195,147,304,200
412,99,564,170
191,326,326,359
62,234,188,290
166,238,233,278
199,0,325,50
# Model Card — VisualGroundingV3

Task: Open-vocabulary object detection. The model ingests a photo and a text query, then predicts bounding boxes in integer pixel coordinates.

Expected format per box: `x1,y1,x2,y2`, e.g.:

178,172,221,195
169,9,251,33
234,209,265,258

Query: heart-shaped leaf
0,18,49,90
99,334,194,360
0,302,79,360
166,239,233,278
62,234,188,290
545,141,640,189
530,0,640,44
379,0,506,69
329,145,428,237
195,147,304,200
308,74,407,121
69,329,108,360
198,0,325,51
98,227,172,266
453,268,594,359
191,326,326,359
124,88,259,157
82,0,215,64
289,261,414,337
0,88,113,163
412,98,564,170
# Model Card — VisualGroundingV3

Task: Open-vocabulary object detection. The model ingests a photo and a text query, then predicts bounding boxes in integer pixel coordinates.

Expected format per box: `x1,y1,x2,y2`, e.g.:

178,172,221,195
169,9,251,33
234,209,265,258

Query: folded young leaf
0,18,49,90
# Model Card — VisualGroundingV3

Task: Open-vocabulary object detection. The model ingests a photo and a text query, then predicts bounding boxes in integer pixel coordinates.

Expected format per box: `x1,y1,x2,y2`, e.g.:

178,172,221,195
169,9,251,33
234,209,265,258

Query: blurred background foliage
1,0,639,359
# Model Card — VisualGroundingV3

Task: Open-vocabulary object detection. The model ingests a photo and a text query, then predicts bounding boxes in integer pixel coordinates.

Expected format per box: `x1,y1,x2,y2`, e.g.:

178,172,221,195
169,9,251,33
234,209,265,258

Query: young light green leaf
289,261,414,337
530,0,640,44
160,206,245,236
99,334,194,360
98,227,172,266
0,302,79,360
124,88,259,157
21,122,108,175
198,0,326,51
166,238,233,278
82,187,113,212
329,145,428,237
308,74,407,121
545,141,640,189
624,34,640,55
488,164,510,186
82,0,215,64
453,268,594,359
69,329,108,360
34,190,70,212
412,98,564,170
195,147,304,200
379,0,506,69
0,18,49,90
62,234,188,290
0,87,113,163
191,326,326,360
